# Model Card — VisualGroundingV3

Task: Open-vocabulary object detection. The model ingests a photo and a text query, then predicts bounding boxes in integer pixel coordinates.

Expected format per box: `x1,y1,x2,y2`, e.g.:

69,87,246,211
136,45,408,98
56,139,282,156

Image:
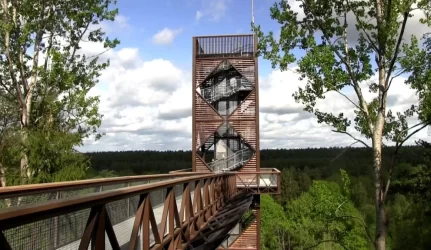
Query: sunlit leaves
0,0,119,183
285,180,369,249
254,0,431,146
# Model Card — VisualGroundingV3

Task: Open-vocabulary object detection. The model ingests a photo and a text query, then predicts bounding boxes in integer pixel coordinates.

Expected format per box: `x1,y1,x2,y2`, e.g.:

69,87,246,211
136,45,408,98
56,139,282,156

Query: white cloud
280,0,431,45
79,45,426,152
258,68,425,149
99,14,131,35
76,37,426,152
152,28,183,46
78,41,192,152
195,0,229,22
195,10,203,21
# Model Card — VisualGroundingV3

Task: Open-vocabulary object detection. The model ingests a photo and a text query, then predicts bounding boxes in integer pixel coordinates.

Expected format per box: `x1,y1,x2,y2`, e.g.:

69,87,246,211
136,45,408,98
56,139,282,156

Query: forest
86,144,431,249
1,0,431,249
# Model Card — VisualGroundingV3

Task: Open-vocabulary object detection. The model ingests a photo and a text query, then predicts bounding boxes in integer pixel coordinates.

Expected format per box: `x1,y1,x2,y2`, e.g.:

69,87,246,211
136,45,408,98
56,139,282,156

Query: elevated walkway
0,170,280,250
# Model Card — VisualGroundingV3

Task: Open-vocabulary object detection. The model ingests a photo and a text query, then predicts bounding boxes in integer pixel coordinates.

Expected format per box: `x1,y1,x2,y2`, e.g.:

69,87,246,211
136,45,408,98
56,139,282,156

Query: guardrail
209,148,253,172
0,172,202,208
0,169,279,249
195,34,254,58
235,168,280,194
0,173,236,250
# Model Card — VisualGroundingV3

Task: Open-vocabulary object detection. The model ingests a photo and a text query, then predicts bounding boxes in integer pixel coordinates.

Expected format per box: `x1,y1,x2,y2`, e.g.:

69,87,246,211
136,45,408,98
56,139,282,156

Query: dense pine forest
86,146,425,176
86,145,431,249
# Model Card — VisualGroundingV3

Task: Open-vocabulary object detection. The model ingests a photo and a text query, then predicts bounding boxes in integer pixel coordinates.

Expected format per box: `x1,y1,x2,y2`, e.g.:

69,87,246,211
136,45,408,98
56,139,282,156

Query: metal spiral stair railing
208,148,253,172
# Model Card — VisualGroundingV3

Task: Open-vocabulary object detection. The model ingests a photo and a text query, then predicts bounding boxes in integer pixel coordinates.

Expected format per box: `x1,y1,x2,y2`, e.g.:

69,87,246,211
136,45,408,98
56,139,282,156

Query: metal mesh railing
196,35,254,58
0,174,197,209
208,148,253,172
1,179,198,250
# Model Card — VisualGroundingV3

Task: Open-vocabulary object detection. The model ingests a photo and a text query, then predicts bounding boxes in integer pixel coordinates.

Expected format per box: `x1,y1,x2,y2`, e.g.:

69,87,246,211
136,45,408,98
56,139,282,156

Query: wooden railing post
0,172,274,250
79,204,119,250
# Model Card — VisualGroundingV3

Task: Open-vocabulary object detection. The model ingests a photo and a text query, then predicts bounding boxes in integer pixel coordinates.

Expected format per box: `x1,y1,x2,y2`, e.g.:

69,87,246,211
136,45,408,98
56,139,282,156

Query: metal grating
196,35,254,58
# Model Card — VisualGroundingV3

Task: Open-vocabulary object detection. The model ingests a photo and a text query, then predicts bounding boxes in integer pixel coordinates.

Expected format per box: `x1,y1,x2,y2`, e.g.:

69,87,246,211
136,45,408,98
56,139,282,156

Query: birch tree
254,0,431,249
0,0,119,184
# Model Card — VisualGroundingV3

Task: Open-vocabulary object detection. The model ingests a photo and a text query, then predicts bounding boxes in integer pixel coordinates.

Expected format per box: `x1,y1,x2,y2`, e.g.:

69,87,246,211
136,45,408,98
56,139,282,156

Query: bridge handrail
0,173,237,250
0,173,230,228
0,172,202,200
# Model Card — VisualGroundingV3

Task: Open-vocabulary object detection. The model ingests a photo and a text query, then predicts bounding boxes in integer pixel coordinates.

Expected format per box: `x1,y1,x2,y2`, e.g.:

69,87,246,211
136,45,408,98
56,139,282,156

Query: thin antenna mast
252,0,255,24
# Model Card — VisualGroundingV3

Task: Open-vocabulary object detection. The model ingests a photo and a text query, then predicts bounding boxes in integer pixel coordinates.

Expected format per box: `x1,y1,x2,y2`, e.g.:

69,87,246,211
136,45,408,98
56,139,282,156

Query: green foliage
387,194,431,250
261,195,288,250
86,147,431,249
253,0,431,142
0,0,120,184
285,180,369,249
254,1,431,248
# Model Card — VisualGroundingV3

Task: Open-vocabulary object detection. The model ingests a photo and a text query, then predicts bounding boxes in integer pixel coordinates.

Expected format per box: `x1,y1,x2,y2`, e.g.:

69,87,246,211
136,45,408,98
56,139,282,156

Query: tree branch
334,200,376,244
325,83,364,112
384,11,408,92
337,214,376,244
331,141,358,163
386,68,407,91
303,2,373,132
345,0,380,54
383,121,430,200
332,129,370,148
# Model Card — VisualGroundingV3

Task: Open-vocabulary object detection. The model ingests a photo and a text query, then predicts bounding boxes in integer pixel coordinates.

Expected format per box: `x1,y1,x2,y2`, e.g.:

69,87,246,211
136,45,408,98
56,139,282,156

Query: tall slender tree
254,1,431,249
0,0,119,184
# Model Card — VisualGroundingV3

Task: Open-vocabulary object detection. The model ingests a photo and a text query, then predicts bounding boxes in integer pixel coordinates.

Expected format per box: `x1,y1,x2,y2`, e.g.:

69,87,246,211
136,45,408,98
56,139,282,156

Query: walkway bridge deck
0,169,279,250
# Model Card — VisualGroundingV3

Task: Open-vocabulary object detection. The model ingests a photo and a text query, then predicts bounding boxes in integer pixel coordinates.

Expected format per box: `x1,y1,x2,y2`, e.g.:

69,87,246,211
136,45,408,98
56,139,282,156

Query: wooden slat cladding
195,93,223,121
195,60,221,88
228,59,255,85
229,216,257,249
196,121,222,149
239,155,257,172
196,155,211,172
229,121,257,149
229,91,256,120
236,155,258,185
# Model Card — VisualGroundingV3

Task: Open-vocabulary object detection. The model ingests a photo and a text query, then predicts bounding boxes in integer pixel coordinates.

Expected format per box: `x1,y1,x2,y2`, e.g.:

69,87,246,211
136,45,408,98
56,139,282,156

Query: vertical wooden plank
253,34,261,172
79,206,100,250
129,194,146,250
192,37,197,172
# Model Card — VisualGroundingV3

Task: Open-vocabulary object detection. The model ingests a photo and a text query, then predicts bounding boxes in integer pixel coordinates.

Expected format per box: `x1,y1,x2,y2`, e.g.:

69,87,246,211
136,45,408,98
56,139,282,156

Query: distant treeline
86,146,425,177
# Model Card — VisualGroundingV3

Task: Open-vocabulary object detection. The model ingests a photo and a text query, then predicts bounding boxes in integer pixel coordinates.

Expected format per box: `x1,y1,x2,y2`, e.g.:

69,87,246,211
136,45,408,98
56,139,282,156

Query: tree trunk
0,162,5,187
373,116,387,250
20,94,33,185
375,201,387,250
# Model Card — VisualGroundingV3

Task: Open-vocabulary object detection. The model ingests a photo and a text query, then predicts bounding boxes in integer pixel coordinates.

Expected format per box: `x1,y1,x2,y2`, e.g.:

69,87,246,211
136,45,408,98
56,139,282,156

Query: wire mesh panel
3,208,90,250
196,35,254,58
0,174,238,250
0,175,188,210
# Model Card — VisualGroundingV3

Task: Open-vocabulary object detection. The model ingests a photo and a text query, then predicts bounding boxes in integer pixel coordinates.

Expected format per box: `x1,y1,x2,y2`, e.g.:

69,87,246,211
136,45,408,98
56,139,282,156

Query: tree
0,0,119,184
0,90,19,186
284,178,369,249
261,194,289,250
254,1,431,249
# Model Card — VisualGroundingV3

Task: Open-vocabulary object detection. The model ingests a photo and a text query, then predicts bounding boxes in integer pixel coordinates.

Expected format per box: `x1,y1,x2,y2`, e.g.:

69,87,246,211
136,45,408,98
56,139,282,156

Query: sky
78,0,431,152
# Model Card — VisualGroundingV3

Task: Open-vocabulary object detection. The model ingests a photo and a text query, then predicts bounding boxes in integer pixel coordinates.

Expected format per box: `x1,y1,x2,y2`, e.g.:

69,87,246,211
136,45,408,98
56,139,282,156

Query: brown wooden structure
0,170,279,250
191,34,262,250
192,34,260,174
